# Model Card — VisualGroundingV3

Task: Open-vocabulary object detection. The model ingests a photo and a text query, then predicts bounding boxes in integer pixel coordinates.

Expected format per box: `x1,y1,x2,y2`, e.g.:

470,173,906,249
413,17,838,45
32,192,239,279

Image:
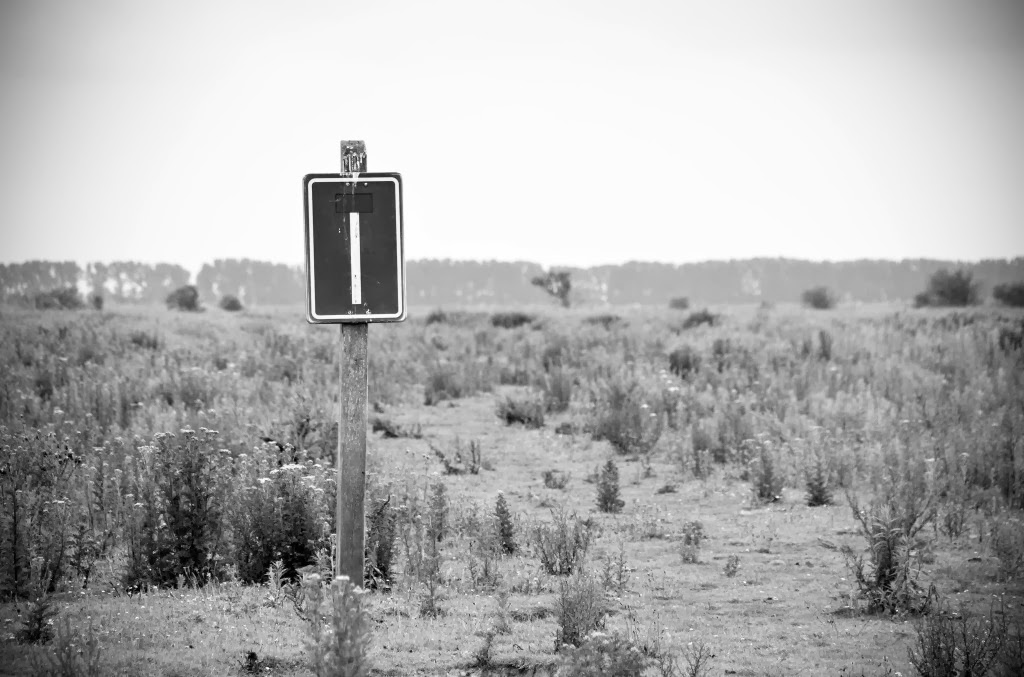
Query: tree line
2,257,1022,307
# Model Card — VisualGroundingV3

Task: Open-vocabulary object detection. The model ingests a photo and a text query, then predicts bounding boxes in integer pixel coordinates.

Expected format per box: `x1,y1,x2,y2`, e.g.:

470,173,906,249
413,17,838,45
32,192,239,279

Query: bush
583,314,623,330
495,492,517,555
533,508,593,576
554,573,608,650
589,375,663,457
555,632,646,676
596,460,624,514
425,309,448,324
668,345,700,379
746,438,784,504
219,294,243,311
424,364,464,405
801,286,836,309
993,282,1024,307
166,284,201,311
805,455,833,507
908,601,1007,677
295,574,372,677
681,309,717,330
669,296,690,310
915,268,980,307
34,287,83,310
544,470,570,490
88,292,103,310
490,311,535,329
496,394,545,428
841,497,936,615
541,367,574,413
123,428,231,588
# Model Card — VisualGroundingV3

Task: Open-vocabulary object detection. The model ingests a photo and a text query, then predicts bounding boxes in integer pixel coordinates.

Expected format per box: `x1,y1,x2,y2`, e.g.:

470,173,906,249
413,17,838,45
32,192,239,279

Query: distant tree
668,296,690,310
219,295,243,312
531,270,572,307
915,268,980,307
801,286,836,310
993,282,1024,308
166,285,201,311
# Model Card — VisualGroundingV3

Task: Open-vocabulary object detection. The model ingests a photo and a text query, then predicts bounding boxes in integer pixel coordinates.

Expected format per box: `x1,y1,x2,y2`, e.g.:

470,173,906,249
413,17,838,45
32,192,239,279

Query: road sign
303,173,405,322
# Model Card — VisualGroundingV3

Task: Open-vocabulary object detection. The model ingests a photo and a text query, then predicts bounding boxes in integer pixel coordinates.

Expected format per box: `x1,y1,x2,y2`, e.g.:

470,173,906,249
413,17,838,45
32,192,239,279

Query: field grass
1,302,1023,676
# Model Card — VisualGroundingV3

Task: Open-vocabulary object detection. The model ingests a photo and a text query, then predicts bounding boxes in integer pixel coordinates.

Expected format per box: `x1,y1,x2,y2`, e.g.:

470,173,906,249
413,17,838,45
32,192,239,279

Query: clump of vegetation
496,394,545,428
424,364,464,405
88,292,103,310
596,460,624,514
495,492,517,555
669,296,690,310
365,494,398,589
993,281,1024,307
295,574,372,677
429,438,483,475
914,268,980,307
802,286,837,309
425,308,448,324
544,470,570,490
219,294,243,311
541,367,574,413
532,270,572,307
668,344,700,379
907,601,1008,677
805,454,833,507
842,495,936,615
555,631,646,675
533,508,593,576
680,520,705,564
583,314,623,330
589,375,663,457
990,520,1024,581
166,284,201,311
554,573,608,650
490,311,535,329
34,286,83,310
681,308,718,329
746,437,784,504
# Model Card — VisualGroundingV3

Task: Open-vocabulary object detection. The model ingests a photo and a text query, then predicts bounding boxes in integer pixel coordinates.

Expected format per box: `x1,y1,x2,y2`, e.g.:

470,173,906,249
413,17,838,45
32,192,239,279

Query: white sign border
306,175,405,322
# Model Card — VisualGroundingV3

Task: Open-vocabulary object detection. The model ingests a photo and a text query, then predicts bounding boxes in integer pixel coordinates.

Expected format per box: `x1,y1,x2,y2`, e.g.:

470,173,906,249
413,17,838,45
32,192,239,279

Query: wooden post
337,140,369,583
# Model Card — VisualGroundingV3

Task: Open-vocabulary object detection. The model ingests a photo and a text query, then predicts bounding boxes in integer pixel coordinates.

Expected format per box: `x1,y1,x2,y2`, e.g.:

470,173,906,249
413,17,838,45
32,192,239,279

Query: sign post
303,140,406,583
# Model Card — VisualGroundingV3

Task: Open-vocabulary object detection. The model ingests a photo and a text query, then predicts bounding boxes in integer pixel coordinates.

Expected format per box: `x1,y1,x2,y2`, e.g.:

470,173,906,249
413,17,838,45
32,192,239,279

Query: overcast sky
1,0,1022,272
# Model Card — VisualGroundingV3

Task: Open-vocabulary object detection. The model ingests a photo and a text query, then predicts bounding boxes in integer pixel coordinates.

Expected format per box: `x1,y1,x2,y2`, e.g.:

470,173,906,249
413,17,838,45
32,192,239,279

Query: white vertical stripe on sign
350,212,362,305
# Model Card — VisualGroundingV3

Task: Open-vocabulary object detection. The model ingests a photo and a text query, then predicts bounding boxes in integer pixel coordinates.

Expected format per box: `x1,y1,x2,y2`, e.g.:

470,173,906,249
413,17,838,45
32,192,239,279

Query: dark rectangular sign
303,173,405,322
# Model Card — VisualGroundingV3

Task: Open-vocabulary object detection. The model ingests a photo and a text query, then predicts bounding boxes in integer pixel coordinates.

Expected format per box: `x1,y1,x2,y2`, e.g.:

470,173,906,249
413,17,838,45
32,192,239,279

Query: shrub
596,460,624,514
123,428,231,588
424,364,464,405
841,497,936,615
993,282,1024,307
295,574,372,677
802,286,836,309
166,284,201,311
680,520,705,564
668,345,700,379
555,632,646,675
590,375,663,457
907,601,1007,677
805,455,833,507
681,309,717,330
495,492,517,555
543,470,570,490
745,438,784,504
365,493,398,589
425,309,448,324
88,293,103,310
496,394,545,428
669,296,690,310
490,311,534,329
990,520,1024,581
554,573,607,650
915,268,980,307
34,287,83,310
583,314,623,330
219,294,243,311
533,508,593,576
542,367,574,413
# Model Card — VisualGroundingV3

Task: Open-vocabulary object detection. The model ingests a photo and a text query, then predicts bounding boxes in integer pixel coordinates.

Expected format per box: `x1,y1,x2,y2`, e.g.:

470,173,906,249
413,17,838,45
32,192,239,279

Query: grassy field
1,301,1023,676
